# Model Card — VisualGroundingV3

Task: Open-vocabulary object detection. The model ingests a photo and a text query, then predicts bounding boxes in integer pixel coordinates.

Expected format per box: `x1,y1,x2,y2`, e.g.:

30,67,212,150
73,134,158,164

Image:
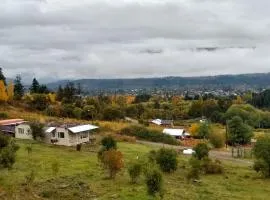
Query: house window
58,132,65,138
18,128,24,134
81,133,88,139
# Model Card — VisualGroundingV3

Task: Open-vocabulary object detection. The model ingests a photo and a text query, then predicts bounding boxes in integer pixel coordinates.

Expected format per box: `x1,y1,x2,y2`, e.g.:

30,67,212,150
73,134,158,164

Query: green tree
103,106,124,121
29,122,44,140
193,143,209,160
14,75,24,100
253,136,270,178
30,78,40,94
198,123,211,139
83,105,96,121
228,116,253,145
101,136,117,151
0,134,19,169
145,167,164,197
155,148,178,173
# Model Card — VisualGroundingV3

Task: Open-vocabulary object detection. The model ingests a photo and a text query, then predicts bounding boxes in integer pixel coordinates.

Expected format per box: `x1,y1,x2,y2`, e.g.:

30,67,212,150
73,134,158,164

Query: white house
0,119,32,140
15,123,32,140
163,128,190,139
45,124,98,146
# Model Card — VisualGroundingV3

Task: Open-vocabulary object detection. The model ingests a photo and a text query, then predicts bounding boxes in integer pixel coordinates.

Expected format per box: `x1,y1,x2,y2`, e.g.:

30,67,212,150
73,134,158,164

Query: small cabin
45,124,98,146
0,119,32,140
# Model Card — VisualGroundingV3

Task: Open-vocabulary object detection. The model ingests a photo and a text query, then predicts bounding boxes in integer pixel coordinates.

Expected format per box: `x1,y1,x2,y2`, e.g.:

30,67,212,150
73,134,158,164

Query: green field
1,140,270,200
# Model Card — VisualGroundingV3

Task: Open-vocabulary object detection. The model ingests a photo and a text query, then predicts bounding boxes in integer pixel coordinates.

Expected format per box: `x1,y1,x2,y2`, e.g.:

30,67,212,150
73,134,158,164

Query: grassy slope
0,140,270,200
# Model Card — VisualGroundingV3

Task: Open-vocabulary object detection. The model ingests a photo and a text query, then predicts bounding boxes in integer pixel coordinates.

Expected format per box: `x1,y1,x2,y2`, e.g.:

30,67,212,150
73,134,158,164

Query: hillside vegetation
1,140,270,200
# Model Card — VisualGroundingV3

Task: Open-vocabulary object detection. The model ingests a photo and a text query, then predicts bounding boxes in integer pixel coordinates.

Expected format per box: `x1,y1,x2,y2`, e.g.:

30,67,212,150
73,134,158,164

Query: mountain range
46,73,270,92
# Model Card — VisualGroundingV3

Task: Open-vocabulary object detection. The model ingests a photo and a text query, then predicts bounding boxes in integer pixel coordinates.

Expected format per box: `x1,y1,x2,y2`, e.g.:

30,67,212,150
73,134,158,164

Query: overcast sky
1,0,270,83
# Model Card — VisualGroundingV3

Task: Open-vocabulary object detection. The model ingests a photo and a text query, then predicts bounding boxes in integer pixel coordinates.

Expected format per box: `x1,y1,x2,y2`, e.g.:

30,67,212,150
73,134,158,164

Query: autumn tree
189,123,200,137
14,75,24,100
100,149,124,179
7,81,14,102
0,80,8,102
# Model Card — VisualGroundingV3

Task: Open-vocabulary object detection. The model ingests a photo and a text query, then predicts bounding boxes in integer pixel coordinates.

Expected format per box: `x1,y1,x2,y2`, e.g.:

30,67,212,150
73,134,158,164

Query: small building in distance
45,124,99,146
150,119,174,127
163,128,190,139
0,119,32,140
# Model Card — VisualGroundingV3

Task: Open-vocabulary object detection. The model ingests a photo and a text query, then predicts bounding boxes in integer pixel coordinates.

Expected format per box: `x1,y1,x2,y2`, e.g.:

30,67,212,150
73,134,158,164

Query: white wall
15,124,33,140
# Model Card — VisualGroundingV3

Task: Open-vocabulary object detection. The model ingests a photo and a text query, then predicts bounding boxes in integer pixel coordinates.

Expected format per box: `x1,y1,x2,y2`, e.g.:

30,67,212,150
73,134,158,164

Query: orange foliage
7,81,14,101
189,123,200,137
0,80,8,102
126,95,135,104
101,149,124,179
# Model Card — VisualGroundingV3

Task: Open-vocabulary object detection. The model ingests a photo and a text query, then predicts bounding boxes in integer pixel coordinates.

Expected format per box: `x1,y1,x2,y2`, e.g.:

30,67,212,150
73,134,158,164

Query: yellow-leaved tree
48,93,56,104
7,81,14,102
189,123,200,137
0,80,8,102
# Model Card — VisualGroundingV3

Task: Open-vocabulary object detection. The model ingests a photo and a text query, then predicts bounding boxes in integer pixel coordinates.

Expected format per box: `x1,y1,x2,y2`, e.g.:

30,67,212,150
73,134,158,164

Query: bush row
120,125,179,145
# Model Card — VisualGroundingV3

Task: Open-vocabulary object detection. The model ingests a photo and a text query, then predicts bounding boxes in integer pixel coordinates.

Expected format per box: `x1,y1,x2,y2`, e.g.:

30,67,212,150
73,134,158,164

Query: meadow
0,139,270,200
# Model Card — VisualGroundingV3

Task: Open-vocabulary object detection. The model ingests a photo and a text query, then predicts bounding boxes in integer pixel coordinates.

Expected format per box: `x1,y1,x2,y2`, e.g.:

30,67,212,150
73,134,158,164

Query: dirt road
137,140,253,166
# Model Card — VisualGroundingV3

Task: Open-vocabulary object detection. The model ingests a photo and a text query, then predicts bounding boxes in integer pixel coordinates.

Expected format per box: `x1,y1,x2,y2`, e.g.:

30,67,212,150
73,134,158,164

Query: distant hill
47,73,270,92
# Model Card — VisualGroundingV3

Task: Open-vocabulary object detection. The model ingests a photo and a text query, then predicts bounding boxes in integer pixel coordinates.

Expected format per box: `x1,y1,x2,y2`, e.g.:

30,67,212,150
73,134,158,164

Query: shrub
193,143,209,160
145,168,164,197
253,136,270,178
101,136,117,151
0,135,19,169
0,134,10,148
155,148,178,173
253,159,269,178
209,131,225,148
186,157,201,181
99,149,124,179
201,157,224,174
128,162,143,184
29,122,44,140
120,125,179,145
148,150,157,163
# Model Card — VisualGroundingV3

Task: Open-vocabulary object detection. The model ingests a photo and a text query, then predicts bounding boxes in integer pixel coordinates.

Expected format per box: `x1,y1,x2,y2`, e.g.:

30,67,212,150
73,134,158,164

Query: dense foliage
154,148,178,173
227,116,253,145
253,136,270,178
0,134,19,169
193,143,209,160
120,125,179,145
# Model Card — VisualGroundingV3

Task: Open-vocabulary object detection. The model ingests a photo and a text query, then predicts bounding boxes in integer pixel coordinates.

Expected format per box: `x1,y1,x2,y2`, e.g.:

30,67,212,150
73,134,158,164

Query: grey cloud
1,0,270,82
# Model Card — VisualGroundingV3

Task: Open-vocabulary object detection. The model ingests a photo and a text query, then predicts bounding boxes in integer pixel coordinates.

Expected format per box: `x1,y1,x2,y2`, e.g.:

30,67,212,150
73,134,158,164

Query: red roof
0,119,25,126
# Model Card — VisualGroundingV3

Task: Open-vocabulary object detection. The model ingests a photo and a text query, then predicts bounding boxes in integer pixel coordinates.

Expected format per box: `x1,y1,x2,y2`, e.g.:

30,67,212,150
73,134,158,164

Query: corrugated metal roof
68,124,98,133
163,129,185,136
45,127,56,133
0,119,25,126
